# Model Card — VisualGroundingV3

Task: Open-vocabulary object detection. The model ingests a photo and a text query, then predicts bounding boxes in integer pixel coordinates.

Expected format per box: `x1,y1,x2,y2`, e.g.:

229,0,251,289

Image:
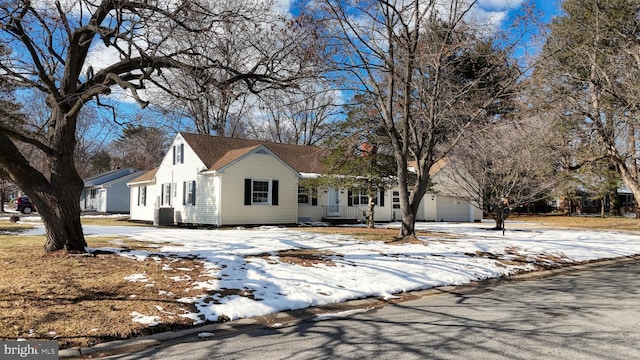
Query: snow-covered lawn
15,219,640,327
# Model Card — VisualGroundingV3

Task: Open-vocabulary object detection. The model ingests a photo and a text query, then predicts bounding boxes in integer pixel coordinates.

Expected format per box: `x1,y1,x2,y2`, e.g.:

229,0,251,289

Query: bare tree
74,107,119,178
108,124,169,170
0,44,24,213
152,0,323,137
248,85,342,145
311,0,526,237
0,166,16,213
0,0,318,252
448,117,558,230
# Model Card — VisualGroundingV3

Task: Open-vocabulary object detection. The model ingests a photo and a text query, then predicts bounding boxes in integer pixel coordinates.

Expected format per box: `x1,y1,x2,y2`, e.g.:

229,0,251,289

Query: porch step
322,217,360,225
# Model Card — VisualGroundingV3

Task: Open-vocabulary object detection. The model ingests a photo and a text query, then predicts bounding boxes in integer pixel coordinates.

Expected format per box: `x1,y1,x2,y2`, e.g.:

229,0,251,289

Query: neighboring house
128,133,482,226
409,159,484,223
557,187,636,215
127,167,158,221
81,168,146,213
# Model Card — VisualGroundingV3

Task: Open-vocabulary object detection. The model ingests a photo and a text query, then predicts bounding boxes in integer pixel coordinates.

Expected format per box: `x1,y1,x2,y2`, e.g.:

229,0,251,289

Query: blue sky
532,0,562,20
77,0,567,137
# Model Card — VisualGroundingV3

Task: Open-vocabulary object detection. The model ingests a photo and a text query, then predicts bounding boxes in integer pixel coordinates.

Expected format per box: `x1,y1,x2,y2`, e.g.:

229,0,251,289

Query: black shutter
311,189,317,206
244,179,252,205
379,189,385,207
172,146,176,165
191,181,196,205
347,190,353,206
161,184,165,206
183,182,186,205
272,180,279,205
180,144,184,163
137,187,141,206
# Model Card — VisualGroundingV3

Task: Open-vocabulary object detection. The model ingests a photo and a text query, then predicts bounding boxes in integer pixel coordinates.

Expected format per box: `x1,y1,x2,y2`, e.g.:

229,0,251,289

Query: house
409,159,483,223
80,168,146,213
128,133,482,226
557,186,636,215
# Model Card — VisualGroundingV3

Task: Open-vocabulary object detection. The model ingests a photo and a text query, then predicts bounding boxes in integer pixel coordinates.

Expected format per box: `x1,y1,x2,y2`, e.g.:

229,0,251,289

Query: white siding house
128,133,482,226
128,168,157,222
81,168,145,213
410,159,483,222
129,133,312,226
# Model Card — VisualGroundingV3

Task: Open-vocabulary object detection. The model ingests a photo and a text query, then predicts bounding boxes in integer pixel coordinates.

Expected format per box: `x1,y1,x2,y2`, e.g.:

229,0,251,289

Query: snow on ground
8,217,640,327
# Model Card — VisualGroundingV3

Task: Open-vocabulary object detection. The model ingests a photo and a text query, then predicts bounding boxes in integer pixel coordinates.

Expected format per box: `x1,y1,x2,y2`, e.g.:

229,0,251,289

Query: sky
8,215,639,328
25,0,562,135
5,1,565,142
83,0,564,108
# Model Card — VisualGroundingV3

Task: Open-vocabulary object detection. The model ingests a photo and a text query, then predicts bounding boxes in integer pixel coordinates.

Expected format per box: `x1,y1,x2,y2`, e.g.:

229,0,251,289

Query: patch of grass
0,220,33,233
80,216,150,227
248,249,340,267
0,234,207,349
510,214,640,231
300,226,449,244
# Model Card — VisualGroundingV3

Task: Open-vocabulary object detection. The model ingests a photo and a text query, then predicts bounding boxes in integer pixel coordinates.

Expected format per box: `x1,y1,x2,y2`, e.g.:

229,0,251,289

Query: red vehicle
14,196,36,214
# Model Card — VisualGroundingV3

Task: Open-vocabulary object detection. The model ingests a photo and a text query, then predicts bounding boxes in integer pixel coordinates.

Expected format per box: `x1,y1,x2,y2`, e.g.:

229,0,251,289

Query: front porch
321,206,364,225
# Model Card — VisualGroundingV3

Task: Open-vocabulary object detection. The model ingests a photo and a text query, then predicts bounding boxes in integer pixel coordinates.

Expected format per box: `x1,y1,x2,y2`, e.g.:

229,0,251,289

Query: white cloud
468,5,509,30
84,43,122,73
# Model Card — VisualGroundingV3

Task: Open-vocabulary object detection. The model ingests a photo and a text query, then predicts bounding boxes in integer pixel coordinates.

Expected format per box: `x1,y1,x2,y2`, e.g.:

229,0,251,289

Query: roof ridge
179,132,324,150
179,132,326,173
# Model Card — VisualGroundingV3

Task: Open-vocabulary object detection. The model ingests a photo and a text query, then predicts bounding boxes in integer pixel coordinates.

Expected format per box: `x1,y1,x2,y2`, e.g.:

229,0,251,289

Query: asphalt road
108,261,640,360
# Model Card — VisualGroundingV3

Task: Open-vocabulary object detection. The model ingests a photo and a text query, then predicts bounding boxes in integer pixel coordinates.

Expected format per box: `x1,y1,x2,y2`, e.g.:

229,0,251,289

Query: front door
327,189,340,216
89,189,97,210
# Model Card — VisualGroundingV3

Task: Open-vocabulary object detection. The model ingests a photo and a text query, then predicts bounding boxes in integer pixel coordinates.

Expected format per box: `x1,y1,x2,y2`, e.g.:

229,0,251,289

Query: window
89,189,96,199
173,144,184,164
138,186,147,206
298,186,318,205
392,190,401,209
349,188,385,207
161,183,171,206
351,189,369,206
244,179,279,205
183,181,196,205
173,182,177,198
252,180,270,204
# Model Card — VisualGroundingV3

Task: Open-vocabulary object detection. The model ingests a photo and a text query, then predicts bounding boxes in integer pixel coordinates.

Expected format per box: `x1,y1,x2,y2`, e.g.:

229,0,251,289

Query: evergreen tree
312,96,396,228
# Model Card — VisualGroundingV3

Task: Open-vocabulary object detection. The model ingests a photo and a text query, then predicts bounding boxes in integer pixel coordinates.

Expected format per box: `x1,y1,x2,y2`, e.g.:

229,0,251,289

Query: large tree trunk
20,153,87,252
366,195,375,228
393,146,416,238
0,109,87,253
494,214,504,230
35,182,86,253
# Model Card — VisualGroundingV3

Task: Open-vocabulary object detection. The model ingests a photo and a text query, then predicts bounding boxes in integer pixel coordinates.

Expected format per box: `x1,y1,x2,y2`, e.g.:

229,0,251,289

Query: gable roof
407,158,449,176
127,168,158,185
84,168,138,187
180,133,327,174
99,170,148,188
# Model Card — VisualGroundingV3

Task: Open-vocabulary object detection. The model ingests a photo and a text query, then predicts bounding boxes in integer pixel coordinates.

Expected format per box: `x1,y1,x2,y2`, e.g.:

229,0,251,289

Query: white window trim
352,188,380,206
252,179,271,205
184,180,196,206
162,183,171,206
